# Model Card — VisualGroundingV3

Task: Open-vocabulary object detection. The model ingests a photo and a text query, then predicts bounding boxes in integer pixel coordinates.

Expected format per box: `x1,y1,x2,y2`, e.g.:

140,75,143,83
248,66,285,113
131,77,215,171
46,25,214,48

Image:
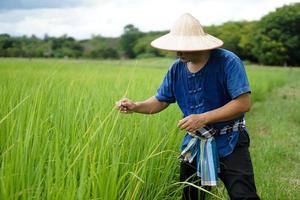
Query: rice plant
0,58,299,199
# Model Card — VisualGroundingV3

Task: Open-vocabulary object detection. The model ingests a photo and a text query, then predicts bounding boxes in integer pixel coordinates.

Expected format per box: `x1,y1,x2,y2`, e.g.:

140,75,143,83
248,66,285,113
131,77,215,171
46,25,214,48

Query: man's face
176,51,201,63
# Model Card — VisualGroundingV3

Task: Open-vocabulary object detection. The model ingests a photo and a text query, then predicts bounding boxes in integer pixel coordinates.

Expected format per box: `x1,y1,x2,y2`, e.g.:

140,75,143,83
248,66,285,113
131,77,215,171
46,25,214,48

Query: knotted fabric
179,118,246,186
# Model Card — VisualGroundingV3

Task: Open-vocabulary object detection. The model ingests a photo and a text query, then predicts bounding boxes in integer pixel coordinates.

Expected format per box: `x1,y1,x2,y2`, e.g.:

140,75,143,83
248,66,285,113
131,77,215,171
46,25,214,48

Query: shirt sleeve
155,66,176,103
225,57,251,99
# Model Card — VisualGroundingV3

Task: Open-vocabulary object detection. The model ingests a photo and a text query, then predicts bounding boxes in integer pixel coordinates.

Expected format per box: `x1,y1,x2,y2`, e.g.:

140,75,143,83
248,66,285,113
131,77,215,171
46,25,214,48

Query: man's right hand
115,96,169,114
115,97,138,114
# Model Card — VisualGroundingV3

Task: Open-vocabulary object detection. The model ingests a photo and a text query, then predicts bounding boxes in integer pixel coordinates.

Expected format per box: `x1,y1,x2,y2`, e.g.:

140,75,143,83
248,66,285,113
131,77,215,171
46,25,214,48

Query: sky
0,0,298,39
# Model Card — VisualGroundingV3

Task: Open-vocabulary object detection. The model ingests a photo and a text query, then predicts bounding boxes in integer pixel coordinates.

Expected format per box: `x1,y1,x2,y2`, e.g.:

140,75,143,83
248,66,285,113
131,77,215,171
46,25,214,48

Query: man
116,13,260,200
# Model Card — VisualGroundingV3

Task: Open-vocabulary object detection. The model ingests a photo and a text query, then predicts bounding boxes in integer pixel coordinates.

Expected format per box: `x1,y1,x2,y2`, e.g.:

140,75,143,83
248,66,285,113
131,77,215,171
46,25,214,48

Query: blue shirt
155,48,251,157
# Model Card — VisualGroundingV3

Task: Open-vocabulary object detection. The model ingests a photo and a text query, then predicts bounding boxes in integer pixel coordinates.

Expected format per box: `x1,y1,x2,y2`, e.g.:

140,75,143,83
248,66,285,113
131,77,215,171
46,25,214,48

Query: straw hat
151,13,223,51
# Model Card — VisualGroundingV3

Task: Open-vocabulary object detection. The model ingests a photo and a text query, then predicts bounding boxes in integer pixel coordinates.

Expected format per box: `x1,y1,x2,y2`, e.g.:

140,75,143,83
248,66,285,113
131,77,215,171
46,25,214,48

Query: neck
188,51,211,72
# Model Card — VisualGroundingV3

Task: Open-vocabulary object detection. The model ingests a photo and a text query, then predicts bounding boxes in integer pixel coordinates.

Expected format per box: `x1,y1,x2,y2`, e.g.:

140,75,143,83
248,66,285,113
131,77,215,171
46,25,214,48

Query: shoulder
212,48,244,73
212,48,241,64
168,59,185,73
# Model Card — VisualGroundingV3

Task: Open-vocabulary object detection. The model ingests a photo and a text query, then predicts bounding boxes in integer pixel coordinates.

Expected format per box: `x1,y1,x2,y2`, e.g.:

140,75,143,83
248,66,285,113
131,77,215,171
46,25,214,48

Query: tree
205,21,258,62
252,3,300,66
89,47,119,59
50,35,83,58
216,22,244,55
238,21,258,62
119,24,143,58
80,35,119,59
133,33,167,58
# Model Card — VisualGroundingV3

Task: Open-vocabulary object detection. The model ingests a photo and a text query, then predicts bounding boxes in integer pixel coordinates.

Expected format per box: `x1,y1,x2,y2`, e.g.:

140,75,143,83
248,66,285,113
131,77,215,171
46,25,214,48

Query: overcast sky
0,0,298,39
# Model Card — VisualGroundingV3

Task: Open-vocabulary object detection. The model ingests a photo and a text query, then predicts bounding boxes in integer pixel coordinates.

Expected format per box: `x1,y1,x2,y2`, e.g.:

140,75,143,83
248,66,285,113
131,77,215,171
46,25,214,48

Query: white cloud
0,0,298,39
0,0,92,10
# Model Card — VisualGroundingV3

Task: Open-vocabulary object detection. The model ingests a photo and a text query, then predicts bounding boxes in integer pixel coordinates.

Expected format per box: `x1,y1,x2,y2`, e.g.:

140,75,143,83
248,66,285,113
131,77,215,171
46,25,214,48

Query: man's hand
177,114,208,133
115,97,137,114
115,96,169,114
177,93,251,132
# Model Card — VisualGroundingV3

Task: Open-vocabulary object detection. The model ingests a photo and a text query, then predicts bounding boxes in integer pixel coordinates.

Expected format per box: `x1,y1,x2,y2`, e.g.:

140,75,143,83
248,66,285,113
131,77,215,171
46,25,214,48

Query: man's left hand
177,114,208,133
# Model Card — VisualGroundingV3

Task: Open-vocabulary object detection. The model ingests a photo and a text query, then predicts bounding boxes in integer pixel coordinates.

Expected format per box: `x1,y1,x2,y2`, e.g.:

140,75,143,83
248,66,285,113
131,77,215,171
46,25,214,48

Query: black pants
180,130,260,200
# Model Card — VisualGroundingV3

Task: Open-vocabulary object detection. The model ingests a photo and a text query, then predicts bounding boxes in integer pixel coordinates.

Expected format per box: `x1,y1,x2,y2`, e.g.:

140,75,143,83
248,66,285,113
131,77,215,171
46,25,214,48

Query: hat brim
151,33,223,51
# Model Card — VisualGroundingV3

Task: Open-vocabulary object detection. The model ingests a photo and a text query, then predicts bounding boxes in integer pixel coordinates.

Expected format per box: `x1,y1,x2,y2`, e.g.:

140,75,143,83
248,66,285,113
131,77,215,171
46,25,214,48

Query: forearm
134,96,169,114
204,93,251,124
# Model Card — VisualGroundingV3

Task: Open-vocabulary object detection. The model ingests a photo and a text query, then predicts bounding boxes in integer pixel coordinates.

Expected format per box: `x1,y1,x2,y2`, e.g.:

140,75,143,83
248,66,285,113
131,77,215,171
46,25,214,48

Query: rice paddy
0,58,299,199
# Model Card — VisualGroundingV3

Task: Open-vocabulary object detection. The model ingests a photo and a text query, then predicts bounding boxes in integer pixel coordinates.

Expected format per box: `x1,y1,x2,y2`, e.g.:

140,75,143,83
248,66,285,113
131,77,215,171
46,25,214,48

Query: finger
120,107,128,113
115,101,120,107
179,121,190,130
121,98,132,106
121,110,132,114
120,106,128,112
189,130,196,134
121,97,129,103
117,105,126,112
121,101,129,107
178,117,188,127
185,125,194,132
116,102,123,110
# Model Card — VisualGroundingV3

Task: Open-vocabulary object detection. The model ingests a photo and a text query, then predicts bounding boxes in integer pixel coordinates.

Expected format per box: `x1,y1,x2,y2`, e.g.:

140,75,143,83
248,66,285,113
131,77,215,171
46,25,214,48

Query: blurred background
0,0,299,66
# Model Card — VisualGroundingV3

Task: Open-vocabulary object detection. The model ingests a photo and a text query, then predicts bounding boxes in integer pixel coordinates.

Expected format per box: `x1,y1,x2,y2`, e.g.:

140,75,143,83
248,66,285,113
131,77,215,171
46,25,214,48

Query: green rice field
0,58,299,199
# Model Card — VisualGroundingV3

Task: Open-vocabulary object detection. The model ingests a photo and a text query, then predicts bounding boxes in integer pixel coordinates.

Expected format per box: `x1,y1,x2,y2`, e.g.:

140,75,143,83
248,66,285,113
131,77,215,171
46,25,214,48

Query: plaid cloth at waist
194,118,246,138
179,118,246,186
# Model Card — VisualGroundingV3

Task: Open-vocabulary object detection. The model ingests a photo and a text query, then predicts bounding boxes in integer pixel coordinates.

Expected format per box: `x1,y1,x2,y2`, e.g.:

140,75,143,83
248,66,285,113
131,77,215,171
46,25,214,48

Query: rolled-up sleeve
155,67,176,103
225,57,251,99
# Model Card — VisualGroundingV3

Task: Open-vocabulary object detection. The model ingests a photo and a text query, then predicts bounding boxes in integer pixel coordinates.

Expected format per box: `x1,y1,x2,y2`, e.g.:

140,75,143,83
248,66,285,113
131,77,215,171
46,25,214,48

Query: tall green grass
0,58,299,199
247,74,300,200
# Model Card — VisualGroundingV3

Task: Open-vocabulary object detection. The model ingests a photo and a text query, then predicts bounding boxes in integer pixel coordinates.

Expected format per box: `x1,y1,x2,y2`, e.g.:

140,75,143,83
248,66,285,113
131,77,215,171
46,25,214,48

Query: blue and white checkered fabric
179,118,246,186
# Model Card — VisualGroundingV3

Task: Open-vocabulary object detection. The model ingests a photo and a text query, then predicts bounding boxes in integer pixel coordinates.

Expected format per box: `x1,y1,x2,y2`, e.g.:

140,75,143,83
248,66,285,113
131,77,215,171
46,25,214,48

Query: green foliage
90,47,119,59
247,71,300,200
215,22,243,54
238,21,258,61
81,35,120,59
205,21,259,62
0,34,83,58
133,32,170,58
120,24,144,58
50,35,83,58
252,3,300,65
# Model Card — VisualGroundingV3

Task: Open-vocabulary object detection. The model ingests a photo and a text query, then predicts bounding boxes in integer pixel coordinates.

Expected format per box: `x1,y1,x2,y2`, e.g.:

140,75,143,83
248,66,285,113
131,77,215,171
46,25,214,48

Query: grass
0,58,299,199
247,74,300,200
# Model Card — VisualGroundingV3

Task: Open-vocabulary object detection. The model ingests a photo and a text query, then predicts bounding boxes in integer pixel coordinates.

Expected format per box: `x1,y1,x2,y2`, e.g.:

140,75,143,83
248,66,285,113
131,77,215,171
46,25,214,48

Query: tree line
0,3,299,66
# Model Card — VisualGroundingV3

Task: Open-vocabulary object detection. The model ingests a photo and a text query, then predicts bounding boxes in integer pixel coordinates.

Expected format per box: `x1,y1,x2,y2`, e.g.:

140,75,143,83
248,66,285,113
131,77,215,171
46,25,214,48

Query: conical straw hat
151,13,223,51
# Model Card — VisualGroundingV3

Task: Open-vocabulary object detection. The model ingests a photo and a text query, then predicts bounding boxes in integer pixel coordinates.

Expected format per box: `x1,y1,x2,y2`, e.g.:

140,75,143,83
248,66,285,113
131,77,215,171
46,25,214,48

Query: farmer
116,13,260,200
